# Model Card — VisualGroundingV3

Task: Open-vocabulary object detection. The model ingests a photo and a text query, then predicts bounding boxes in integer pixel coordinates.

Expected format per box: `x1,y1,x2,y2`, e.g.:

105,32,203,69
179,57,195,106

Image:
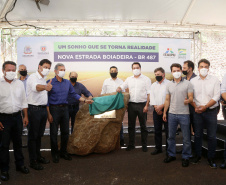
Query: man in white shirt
190,59,221,168
101,66,125,146
0,61,30,181
117,62,151,152
150,67,169,155
26,59,52,171
220,73,226,169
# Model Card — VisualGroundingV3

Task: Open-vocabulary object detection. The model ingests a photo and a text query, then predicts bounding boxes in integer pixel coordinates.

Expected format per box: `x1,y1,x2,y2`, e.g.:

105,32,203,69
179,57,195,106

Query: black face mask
182,70,188,75
110,72,118,78
70,77,77,83
155,76,163,82
20,70,27,76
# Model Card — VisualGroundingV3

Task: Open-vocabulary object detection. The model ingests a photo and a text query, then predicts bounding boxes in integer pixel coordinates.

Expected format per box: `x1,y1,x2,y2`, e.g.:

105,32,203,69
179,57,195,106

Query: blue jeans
167,113,191,159
49,106,69,156
193,108,217,159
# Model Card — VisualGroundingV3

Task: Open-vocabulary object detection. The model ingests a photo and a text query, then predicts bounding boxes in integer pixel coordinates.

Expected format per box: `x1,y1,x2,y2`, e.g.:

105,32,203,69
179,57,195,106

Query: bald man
18,64,29,91
67,72,93,133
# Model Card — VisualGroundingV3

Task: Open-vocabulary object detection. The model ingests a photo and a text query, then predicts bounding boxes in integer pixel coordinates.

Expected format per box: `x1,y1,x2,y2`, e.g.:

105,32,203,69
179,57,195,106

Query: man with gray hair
47,63,93,163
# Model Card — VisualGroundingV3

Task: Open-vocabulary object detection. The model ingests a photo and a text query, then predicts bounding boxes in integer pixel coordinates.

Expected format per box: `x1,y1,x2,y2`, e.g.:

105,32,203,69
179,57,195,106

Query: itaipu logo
163,48,176,57
40,46,47,52
38,45,49,55
178,49,187,59
24,46,32,54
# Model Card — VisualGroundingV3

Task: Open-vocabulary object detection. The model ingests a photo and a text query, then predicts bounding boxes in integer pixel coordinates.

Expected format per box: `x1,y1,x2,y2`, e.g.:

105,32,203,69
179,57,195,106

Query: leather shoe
30,161,44,170
1,171,9,181
208,159,217,169
120,140,126,147
16,166,30,174
182,158,189,167
191,156,201,164
220,160,226,169
37,156,50,164
126,145,135,151
52,155,60,163
163,156,176,163
60,153,72,161
151,149,162,155
142,146,148,152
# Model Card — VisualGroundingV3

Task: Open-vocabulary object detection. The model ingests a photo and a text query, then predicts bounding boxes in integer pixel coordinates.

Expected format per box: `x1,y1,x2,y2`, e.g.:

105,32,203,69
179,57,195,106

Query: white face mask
41,68,50,76
5,71,16,81
57,71,65,78
133,69,141,76
200,68,208,77
172,71,182,79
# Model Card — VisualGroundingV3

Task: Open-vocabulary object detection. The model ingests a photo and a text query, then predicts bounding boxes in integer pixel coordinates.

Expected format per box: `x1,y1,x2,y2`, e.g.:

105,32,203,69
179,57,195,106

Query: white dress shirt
190,74,221,109
120,74,152,103
0,77,28,113
101,77,124,94
221,73,226,94
150,78,170,106
26,71,48,105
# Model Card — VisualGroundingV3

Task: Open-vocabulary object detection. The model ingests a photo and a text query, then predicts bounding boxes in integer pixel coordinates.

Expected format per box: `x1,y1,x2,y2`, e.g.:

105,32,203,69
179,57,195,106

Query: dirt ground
2,131,226,185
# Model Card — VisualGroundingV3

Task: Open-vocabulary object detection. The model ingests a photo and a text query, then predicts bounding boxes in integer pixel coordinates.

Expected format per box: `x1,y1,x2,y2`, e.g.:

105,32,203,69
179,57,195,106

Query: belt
0,111,21,117
206,107,218,112
68,104,79,108
129,102,146,104
28,104,47,108
50,104,67,107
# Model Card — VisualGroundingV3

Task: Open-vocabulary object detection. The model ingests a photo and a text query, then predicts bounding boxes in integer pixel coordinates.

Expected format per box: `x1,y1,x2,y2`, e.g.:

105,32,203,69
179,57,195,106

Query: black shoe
1,171,9,181
151,149,163,155
163,156,176,163
120,140,126,147
52,155,60,163
182,158,189,167
60,153,72,161
208,159,217,169
142,146,148,152
37,156,50,164
16,166,30,174
30,161,44,170
191,156,201,164
126,145,135,151
220,160,226,169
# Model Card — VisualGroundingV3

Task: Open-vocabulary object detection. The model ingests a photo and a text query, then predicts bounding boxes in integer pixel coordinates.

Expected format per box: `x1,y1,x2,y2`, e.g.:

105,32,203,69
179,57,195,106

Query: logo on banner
163,48,176,57
23,46,34,57
178,49,186,59
38,45,49,55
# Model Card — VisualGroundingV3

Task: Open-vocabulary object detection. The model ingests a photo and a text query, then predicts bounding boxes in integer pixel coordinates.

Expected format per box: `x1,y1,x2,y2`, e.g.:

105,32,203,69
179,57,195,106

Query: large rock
67,92,130,155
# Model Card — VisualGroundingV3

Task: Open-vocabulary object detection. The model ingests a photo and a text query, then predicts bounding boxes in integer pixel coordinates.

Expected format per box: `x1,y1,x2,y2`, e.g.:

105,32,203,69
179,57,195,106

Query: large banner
17,36,191,96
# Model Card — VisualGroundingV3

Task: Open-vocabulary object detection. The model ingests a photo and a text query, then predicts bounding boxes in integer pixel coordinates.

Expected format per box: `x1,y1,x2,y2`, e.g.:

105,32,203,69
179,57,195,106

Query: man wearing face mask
117,62,151,152
163,63,193,167
26,59,52,171
18,64,29,92
0,61,30,181
150,67,169,155
101,66,125,146
68,71,93,133
190,59,220,168
47,63,93,163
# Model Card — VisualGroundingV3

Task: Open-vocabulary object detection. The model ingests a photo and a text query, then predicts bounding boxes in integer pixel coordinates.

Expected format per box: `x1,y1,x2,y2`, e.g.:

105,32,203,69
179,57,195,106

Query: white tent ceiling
1,0,226,30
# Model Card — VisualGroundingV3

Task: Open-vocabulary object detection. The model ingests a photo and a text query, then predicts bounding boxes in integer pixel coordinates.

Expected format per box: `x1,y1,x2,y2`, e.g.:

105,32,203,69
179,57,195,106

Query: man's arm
163,94,170,122
22,108,29,127
143,94,150,113
36,79,52,92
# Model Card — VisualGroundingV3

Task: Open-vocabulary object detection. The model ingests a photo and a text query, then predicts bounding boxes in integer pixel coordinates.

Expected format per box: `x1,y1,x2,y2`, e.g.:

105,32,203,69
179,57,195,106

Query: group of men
0,58,226,182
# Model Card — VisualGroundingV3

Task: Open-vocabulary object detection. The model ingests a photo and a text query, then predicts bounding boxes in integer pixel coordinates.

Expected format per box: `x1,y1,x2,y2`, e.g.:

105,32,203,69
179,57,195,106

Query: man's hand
23,116,29,127
154,105,164,113
48,113,53,123
116,87,122,92
0,122,4,131
45,79,52,91
184,97,190,105
163,113,167,122
157,110,163,115
143,105,148,113
85,99,94,104
195,106,207,114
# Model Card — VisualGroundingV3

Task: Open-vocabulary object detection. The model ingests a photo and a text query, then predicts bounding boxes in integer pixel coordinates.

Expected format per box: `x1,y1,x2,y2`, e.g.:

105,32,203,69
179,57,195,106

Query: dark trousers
153,109,168,151
223,105,226,159
50,106,69,156
68,104,79,134
128,102,148,147
193,108,217,159
0,113,24,172
28,105,47,162
189,105,195,133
